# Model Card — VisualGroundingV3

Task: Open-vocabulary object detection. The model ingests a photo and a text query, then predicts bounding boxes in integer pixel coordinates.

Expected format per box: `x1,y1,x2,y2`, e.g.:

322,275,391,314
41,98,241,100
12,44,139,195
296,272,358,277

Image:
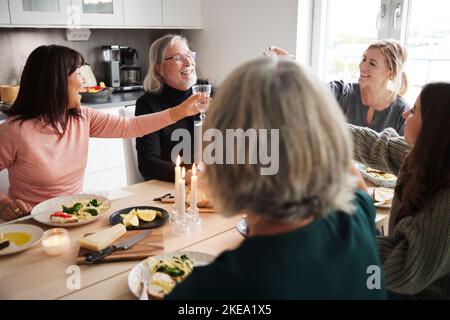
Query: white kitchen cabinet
163,0,202,27
8,0,71,25
83,106,127,192
0,0,11,24
70,0,123,26
123,0,162,27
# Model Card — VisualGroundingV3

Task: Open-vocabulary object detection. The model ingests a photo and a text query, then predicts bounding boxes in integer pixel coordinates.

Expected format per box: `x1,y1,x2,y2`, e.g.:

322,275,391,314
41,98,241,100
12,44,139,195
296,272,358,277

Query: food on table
186,188,214,208
79,82,106,93
364,167,396,180
120,208,161,227
146,255,194,299
0,232,32,247
79,223,127,251
50,199,105,224
370,187,394,206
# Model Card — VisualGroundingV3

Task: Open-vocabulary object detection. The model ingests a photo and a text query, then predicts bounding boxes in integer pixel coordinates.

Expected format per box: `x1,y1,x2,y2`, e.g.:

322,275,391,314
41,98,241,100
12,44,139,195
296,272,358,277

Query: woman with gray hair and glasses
136,34,211,183
165,57,386,299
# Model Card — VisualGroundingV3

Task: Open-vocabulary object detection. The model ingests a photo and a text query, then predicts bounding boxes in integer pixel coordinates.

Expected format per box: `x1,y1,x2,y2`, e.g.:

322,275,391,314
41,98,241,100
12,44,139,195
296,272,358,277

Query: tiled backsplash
0,28,173,85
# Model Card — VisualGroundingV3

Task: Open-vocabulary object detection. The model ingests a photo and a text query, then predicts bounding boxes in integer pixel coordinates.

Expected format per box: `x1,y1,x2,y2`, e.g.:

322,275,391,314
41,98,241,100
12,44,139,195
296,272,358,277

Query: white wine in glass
192,84,211,122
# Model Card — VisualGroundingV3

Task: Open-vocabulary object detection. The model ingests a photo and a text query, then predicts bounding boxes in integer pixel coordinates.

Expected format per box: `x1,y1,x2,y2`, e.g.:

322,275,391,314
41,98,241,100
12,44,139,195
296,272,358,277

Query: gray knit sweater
350,125,450,300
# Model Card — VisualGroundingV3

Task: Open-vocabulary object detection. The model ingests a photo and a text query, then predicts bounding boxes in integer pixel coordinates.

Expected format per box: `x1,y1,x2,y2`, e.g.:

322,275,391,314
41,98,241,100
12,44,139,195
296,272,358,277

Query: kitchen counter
0,90,145,121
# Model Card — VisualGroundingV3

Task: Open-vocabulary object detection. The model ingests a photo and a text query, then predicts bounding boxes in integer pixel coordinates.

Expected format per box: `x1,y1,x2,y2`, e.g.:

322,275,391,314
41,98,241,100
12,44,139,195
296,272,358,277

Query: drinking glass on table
192,84,212,123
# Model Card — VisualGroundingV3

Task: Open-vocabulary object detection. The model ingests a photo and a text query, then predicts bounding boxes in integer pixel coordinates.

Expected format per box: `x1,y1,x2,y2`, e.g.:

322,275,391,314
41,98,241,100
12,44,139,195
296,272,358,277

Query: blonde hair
368,39,408,96
205,57,356,222
143,34,191,94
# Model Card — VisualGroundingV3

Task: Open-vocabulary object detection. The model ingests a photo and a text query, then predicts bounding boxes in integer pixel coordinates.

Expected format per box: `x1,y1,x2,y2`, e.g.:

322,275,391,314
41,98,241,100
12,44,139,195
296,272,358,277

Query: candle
190,164,198,210
174,155,181,208
179,167,186,216
42,228,71,256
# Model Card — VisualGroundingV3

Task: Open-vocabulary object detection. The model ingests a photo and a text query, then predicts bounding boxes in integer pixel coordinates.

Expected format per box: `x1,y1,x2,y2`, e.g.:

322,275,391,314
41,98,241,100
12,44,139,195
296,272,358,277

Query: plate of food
368,187,394,209
186,188,216,212
0,224,44,256
109,206,169,230
31,194,111,227
128,251,216,299
354,161,397,188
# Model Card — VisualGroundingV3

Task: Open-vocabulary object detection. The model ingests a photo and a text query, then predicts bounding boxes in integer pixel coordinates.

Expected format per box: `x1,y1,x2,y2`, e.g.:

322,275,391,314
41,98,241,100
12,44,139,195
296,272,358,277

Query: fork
139,263,150,300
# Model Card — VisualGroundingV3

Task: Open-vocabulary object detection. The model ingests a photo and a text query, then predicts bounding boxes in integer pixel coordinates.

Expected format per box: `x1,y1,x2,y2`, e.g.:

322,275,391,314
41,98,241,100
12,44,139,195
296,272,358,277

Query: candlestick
42,228,71,256
190,164,198,210
179,167,186,216
174,155,181,209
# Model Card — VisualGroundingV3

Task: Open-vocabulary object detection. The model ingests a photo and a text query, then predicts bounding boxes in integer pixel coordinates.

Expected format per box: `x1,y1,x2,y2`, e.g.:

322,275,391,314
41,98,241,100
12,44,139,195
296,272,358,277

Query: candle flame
192,164,196,176
176,155,181,167
181,167,186,179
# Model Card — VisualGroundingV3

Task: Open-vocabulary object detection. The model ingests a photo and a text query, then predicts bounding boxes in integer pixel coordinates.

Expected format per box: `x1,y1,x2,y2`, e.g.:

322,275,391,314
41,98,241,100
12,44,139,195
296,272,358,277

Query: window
311,0,450,104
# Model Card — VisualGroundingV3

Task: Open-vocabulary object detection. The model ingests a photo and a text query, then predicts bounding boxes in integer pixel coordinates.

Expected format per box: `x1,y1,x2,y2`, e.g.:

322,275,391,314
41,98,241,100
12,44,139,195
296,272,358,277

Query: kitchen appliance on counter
102,45,143,93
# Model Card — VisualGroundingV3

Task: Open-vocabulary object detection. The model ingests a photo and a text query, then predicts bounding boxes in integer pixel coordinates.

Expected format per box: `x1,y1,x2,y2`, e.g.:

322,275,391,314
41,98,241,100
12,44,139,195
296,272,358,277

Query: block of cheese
79,224,126,251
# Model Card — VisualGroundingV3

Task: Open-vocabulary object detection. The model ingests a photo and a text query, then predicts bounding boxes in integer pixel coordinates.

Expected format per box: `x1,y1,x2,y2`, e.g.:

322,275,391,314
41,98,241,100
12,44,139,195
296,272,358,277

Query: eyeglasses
164,52,197,64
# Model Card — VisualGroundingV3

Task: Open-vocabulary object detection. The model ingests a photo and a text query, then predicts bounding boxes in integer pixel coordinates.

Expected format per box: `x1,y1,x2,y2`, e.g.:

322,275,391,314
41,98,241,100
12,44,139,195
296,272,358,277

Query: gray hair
143,34,191,94
205,57,356,222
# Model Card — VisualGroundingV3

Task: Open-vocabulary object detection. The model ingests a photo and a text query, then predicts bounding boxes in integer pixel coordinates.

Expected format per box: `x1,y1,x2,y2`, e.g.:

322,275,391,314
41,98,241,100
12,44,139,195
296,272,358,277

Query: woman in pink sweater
0,45,201,221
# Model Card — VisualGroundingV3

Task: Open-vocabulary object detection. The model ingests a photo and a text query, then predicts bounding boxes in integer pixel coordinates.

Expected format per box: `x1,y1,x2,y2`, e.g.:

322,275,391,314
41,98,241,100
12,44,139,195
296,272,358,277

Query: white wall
184,0,302,85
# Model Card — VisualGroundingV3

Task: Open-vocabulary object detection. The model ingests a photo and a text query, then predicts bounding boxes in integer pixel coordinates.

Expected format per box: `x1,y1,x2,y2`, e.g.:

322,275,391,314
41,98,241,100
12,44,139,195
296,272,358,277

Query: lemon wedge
122,210,139,227
137,209,157,222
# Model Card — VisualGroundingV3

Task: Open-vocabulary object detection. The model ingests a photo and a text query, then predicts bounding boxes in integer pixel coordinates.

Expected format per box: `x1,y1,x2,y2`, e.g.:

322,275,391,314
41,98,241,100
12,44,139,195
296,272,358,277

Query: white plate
30,194,111,227
368,187,394,209
0,224,44,256
354,161,397,188
128,251,216,299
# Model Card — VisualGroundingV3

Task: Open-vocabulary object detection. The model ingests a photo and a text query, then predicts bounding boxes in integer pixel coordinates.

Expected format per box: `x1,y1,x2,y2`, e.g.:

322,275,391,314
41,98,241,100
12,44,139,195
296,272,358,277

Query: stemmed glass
192,84,212,123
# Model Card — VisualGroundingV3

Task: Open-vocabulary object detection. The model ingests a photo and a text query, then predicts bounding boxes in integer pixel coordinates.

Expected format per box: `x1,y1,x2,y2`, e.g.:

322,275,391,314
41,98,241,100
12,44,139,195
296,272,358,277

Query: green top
166,190,386,300
350,125,450,299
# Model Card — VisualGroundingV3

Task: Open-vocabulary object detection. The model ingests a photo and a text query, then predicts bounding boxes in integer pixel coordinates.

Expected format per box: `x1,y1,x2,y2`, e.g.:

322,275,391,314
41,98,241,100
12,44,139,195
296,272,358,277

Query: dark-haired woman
0,45,201,221
350,82,450,299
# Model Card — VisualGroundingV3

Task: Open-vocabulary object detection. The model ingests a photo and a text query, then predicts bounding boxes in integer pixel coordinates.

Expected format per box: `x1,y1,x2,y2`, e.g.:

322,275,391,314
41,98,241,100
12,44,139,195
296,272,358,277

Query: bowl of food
80,83,114,103
354,161,397,188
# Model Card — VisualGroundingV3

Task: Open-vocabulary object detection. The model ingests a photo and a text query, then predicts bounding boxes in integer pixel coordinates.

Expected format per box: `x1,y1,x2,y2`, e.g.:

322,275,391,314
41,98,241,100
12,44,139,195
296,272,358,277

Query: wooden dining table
0,180,390,300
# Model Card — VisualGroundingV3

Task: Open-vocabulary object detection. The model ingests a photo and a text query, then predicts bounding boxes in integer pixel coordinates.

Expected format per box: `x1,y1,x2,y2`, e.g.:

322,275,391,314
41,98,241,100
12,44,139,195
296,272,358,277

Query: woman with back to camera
0,44,200,221
164,57,386,299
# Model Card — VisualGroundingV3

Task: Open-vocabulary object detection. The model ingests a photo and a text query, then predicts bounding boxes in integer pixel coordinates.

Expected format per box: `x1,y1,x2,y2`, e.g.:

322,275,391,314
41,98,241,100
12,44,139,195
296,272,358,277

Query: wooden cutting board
76,229,164,265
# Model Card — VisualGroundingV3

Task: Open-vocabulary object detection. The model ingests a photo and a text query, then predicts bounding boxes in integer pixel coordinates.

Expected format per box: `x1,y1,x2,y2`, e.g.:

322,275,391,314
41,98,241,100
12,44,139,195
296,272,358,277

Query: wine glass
192,84,212,122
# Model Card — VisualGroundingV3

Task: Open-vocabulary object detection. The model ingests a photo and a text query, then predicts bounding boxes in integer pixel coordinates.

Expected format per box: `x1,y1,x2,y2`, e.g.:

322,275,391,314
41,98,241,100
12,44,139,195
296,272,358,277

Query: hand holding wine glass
192,84,212,122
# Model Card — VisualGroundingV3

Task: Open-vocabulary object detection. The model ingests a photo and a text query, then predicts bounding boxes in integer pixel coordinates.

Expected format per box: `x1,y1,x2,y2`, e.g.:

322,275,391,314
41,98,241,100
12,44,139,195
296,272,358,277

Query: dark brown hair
5,45,85,136
396,82,450,221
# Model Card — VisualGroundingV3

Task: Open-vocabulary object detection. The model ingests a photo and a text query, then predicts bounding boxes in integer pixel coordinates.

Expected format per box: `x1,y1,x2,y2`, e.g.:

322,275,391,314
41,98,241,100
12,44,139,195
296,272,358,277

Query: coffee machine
102,45,143,92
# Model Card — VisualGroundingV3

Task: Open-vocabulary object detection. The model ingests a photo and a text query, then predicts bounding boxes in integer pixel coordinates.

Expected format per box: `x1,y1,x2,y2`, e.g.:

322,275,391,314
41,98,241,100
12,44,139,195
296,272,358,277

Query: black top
135,84,202,182
166,190,387,300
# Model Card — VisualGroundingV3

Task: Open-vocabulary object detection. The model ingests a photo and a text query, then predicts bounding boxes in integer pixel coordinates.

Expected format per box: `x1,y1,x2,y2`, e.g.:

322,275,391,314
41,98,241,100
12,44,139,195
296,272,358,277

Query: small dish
109,206,169,230
368,187,394,209
0,224,44,256
354,161,397,188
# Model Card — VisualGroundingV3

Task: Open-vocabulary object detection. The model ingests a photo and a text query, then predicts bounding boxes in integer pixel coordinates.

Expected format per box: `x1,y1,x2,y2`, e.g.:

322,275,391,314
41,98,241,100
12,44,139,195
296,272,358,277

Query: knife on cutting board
85,229,152,264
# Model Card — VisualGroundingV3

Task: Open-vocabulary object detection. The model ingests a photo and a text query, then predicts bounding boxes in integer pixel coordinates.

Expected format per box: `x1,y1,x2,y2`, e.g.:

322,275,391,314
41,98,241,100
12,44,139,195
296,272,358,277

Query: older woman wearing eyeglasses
136,34,210,183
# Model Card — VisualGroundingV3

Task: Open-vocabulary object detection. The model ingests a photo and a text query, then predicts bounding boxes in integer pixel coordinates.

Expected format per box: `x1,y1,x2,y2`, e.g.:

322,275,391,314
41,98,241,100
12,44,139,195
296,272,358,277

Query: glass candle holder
42,228,71,256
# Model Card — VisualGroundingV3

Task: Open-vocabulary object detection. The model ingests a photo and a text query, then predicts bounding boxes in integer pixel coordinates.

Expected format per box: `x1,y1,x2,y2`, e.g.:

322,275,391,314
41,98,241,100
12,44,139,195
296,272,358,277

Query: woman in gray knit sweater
350,82,450,299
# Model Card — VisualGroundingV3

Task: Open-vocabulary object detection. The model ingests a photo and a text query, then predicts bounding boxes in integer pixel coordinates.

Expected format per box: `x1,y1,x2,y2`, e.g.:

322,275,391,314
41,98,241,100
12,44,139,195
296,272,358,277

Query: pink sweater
0,106,174,208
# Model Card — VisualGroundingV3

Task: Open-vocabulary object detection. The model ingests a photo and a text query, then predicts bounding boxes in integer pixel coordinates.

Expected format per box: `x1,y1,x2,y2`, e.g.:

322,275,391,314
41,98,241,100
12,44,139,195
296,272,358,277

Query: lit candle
174,155,181,208
190,164,198,210
42,228,71,256
179,167,186,216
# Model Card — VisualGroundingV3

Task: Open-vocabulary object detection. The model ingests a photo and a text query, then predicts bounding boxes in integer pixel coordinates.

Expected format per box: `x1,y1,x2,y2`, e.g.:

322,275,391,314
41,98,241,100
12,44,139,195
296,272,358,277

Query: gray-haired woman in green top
350,82,450,299
166,57,386,300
